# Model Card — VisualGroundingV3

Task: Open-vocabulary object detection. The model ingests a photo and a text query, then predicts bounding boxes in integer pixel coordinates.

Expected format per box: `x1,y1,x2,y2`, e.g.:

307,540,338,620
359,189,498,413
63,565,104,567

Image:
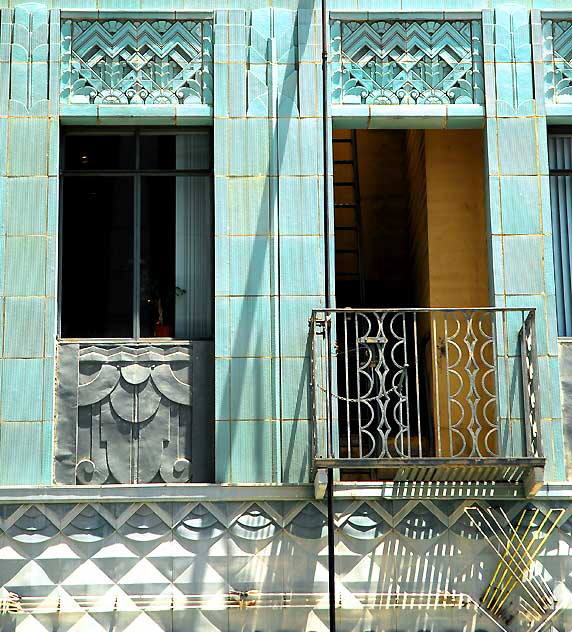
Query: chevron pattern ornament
0,499,568,631
60,19,213,105
543,20,572,104
331,19,484,105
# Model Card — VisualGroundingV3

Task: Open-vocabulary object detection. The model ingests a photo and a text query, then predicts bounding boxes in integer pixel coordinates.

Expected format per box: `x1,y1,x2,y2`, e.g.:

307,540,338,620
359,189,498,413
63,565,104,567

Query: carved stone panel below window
55,342,214,484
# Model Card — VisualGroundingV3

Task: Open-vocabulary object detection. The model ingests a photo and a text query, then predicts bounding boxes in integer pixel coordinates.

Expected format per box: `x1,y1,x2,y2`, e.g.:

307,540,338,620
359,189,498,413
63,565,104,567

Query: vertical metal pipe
321,3,336,630
413,313,422,456
327,467,336,632
322,0,330,310
343,314,350,458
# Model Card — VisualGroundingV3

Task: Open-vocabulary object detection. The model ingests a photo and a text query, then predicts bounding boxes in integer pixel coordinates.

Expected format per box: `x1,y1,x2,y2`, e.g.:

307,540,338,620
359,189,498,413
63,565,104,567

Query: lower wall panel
0,499,571,631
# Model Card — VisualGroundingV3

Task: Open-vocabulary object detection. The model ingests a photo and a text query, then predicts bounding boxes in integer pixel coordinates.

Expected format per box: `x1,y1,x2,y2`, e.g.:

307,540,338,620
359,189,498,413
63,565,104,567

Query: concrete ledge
59,104,214,126
546,103,572,123
331,104,485,129
1,480,571,503
0,484,315,504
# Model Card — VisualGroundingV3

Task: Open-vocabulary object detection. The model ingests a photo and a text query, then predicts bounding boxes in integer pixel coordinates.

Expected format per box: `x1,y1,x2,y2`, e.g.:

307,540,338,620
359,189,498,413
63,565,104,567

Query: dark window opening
548,129,572,337
332,129,490,475
60,129,213,340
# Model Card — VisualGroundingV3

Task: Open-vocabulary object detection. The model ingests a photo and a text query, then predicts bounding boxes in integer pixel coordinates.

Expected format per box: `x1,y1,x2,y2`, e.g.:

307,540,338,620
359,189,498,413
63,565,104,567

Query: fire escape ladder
333,130,365,305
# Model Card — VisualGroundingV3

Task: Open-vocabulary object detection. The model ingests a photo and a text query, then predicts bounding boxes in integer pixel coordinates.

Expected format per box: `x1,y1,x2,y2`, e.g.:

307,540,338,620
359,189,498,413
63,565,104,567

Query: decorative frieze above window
543,19,572,105
60,18,213,105
55,342,213,485
331,19,484,106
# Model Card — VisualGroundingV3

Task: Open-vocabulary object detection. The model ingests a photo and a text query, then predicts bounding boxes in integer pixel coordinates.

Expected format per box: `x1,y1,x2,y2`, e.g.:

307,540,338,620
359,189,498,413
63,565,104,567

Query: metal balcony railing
310,308,545,485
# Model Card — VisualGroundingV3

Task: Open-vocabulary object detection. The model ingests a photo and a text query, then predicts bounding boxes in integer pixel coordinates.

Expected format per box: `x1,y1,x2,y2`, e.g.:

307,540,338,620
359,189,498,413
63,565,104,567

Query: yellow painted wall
424,129,489,308
421,129,493,458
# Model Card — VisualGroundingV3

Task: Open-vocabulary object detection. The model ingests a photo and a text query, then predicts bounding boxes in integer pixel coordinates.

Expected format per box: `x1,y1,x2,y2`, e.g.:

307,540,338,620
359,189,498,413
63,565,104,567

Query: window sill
0,483,315,503
58,338,213,344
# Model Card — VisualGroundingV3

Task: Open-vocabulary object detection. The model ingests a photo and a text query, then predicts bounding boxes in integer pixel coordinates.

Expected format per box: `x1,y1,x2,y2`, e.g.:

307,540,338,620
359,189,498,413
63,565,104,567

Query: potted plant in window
154,298,171,337
141,267,171,337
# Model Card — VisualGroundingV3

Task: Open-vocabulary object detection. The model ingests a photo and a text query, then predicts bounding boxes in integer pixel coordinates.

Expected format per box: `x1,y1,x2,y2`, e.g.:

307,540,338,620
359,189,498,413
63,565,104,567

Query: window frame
548,126,572,338
58,126,215,342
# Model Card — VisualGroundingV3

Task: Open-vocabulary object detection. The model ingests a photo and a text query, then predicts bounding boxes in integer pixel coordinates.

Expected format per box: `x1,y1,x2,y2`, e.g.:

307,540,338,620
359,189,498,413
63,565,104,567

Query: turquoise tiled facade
2,1,572,630
0,0,566,484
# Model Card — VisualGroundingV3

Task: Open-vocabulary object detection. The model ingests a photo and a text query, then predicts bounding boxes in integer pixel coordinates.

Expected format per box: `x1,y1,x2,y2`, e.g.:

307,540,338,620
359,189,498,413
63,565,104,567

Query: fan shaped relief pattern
331,19,484,105
55,344,193,484
60,18,213,105
543,19,572,104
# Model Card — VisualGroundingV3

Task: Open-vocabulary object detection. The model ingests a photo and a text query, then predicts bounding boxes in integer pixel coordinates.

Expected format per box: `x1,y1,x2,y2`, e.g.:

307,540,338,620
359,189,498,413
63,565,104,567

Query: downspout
320,0,336,629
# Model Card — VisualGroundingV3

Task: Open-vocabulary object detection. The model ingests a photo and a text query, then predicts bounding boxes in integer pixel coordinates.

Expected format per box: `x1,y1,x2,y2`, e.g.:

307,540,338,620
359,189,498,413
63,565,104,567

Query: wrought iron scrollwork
311,308,539,464
520,313,543,458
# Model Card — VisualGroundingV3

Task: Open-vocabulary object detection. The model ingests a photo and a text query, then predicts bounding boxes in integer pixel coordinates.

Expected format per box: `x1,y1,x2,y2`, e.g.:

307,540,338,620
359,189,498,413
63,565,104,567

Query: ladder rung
334,159,354,164
337,272,360,278
335,203,357,208
336,248,359,254
334,182,355,187
333,138,353,143
335,226,358,231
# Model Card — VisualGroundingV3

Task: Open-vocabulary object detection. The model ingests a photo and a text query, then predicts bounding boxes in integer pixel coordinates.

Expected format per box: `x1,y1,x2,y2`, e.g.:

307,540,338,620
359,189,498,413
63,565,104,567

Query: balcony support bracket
524,466,545,497
314,468,328,499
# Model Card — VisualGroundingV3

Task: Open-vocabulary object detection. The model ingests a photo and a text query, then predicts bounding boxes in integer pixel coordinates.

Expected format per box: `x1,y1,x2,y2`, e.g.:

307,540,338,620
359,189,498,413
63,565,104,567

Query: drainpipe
320,0,336,628
321,0,330,313
327,467,336,631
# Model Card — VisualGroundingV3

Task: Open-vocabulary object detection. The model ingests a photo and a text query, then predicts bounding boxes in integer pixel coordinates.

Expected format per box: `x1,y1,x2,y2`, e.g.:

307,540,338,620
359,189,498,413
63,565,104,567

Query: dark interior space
332,128,490,475
333,129,414,310
140,177,176,337
61,134,180,339
61,176,134,338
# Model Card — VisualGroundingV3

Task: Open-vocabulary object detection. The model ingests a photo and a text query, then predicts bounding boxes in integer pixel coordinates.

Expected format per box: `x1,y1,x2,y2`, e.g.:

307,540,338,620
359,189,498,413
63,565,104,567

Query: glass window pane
139,132,211,170
61,177,134,338
139,135,176,170
64,135,136,170
140,176,176,337
140,175,212,338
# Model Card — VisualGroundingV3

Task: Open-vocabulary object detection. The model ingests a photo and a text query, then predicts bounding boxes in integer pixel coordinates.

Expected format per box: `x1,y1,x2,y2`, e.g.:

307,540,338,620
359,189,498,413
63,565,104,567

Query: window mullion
134,132,141,339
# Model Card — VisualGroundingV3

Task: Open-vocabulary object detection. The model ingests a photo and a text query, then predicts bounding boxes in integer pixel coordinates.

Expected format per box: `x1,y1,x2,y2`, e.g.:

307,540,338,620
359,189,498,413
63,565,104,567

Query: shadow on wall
0,499,567,630
218,2,316,484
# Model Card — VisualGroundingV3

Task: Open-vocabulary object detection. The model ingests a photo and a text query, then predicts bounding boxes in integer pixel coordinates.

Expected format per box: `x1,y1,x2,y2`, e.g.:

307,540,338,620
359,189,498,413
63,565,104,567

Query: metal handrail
310,307,542,468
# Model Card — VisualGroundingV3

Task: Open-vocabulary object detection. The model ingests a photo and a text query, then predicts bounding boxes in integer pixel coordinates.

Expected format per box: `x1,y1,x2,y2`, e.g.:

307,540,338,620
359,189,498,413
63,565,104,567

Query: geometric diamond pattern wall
1,500,571,631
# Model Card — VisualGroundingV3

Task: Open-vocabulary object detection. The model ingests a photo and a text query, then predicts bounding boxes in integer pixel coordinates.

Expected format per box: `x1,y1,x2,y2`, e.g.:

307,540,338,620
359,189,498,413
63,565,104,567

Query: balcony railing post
309,313,318,469
520,310,543,459
325,314,335,460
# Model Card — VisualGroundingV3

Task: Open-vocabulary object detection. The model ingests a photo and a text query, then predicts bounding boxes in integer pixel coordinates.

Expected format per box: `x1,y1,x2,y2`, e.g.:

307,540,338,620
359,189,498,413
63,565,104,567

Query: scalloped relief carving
56,343,193,484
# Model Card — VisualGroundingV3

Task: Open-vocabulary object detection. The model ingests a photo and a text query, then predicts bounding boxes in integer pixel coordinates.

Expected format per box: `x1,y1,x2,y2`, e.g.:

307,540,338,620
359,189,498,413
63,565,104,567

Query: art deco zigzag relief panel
331,19,484,106
60,18,213,105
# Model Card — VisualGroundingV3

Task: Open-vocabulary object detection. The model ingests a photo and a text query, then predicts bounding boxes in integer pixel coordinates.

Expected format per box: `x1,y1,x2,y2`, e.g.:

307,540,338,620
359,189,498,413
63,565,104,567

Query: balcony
310,308,545,494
